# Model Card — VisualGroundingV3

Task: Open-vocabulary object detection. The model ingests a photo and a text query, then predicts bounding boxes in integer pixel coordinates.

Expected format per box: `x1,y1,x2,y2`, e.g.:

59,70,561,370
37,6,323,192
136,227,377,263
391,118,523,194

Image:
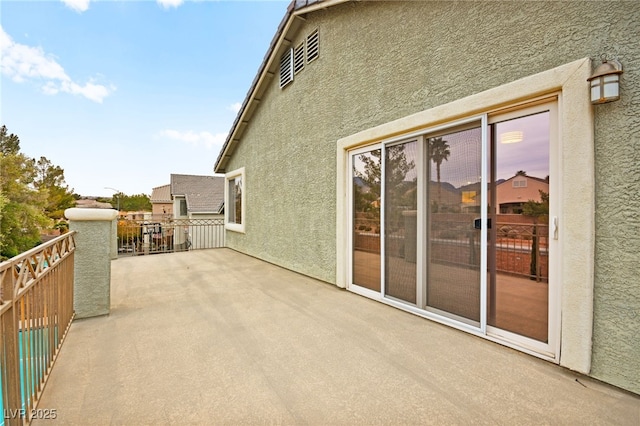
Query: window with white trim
225,167,245,233
179,198,187,216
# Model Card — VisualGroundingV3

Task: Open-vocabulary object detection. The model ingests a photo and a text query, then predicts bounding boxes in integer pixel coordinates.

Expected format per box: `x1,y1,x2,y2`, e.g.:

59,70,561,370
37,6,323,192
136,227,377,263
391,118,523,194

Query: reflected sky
495,112,549,181
353,111,549,189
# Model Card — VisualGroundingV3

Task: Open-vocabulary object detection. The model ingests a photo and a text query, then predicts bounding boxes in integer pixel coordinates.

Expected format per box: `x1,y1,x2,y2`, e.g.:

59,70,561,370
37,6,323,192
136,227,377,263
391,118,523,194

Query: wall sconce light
587,56,623,104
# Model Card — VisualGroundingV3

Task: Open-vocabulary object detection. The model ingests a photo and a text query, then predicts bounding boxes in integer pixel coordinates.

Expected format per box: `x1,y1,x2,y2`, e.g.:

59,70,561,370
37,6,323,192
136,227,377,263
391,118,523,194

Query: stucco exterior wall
152,202,172,217
223,1,639,393
66,208,118,319
590,8,640,392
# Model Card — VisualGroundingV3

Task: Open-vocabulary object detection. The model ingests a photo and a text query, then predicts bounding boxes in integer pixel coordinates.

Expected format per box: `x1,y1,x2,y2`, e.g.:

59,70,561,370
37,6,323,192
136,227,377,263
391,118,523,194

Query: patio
34,249,638,425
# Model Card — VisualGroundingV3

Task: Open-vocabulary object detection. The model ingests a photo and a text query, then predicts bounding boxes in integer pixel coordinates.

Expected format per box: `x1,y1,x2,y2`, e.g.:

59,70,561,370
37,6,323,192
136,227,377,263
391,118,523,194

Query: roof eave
213,0,350,174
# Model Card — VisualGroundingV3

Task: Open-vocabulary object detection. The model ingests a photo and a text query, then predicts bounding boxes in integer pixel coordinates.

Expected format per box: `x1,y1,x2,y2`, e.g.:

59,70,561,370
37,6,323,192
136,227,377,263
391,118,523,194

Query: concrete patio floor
35,249,639,425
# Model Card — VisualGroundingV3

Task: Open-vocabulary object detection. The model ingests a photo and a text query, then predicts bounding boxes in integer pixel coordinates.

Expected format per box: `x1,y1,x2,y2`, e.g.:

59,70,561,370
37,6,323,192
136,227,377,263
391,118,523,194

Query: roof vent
279,48,293,88
306,29,319,62
294,42,305,74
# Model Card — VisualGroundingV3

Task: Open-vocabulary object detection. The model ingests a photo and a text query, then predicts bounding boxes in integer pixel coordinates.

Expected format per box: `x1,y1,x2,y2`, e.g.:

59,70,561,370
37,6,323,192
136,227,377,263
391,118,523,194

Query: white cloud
228,102,242,113
157,0,184,9
0,26,113,103
61,0,90,13
158,129,227,149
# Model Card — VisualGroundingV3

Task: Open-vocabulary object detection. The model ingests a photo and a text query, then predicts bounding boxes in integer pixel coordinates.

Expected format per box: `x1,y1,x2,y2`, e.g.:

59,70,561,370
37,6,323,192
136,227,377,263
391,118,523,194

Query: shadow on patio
35,249,639,425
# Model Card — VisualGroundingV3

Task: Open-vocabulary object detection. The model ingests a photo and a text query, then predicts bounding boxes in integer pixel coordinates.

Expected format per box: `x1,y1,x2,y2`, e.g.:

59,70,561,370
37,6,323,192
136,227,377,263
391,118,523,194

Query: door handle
473,218,491,230
552,216,558,240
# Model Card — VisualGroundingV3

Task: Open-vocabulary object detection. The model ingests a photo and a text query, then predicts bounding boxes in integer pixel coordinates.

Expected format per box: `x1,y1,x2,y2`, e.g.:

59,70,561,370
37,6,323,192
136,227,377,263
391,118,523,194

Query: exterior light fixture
587,56,623,104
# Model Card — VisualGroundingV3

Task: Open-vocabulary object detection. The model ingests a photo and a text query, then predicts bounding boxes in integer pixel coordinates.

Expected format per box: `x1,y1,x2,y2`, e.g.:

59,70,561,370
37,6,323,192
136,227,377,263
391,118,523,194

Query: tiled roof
170,174,225,213
150,184,171,203
75,199,114,209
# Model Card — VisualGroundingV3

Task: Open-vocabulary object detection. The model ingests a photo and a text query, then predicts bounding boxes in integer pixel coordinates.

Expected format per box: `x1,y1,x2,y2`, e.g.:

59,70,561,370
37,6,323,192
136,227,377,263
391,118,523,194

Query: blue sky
1,0,288,197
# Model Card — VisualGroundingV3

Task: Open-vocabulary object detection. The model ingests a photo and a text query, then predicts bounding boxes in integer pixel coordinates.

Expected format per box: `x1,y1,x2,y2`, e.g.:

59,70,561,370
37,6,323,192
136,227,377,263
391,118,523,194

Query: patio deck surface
35,249,639,425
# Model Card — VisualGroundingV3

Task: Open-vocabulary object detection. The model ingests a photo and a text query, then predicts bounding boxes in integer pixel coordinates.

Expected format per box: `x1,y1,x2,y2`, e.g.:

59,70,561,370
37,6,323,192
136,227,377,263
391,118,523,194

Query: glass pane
352,149,381,291
426,127,482,323
234,177,242,225
490,111,549,342
228,179,236,223
384,141,417,304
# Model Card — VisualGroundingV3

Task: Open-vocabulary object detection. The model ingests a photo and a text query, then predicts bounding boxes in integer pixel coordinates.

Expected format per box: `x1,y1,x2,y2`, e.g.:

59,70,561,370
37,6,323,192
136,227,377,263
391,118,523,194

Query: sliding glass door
425,125,482,326
348,100,557,357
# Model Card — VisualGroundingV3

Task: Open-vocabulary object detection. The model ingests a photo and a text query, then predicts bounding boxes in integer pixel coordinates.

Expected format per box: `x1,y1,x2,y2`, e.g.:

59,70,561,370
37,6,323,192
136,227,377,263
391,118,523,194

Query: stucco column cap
65,208,118,221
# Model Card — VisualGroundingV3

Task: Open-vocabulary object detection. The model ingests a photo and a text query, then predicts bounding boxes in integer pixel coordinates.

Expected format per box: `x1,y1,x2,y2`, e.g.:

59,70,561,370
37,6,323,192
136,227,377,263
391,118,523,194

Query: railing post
64,208,118,319
111,217,118,260
1,264,23,425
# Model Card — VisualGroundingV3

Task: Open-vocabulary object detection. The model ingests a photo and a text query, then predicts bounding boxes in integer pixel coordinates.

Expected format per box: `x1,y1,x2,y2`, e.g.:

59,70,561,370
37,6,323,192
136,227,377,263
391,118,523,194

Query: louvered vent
306,30,319,62
279,48,293,88
294,42,305,74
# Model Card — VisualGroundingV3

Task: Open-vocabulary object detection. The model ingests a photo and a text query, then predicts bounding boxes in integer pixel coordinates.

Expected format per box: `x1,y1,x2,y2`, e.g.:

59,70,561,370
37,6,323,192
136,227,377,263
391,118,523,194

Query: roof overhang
213,0,350,173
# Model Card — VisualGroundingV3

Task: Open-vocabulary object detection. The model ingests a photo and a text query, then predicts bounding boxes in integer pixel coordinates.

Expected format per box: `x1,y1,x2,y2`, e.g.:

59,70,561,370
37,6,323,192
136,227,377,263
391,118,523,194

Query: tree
0,139,49,258
354,149,381,217
353,145,416,232
428,137,450,211
112,193,152,212
523,190,549,280
33,156,76,220
1,125,73,259
522,190,549,219
385,144,416,231
0,125,20,155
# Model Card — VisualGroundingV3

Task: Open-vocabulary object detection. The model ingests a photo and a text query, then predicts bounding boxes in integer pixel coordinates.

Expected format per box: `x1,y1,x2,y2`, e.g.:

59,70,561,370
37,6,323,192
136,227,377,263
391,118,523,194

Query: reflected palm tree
428,137,450,211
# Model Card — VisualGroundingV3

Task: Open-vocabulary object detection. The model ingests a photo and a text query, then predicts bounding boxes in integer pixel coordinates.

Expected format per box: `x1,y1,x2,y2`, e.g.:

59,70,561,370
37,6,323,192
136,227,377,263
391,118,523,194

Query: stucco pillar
65,208,118,319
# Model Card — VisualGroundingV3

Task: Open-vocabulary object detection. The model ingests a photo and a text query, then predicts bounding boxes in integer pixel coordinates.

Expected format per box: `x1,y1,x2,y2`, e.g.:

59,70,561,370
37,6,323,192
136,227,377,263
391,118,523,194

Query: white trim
480,114,488,335
225,167,246,234
486,100,559,358
337,58,594,372
416,135,426,309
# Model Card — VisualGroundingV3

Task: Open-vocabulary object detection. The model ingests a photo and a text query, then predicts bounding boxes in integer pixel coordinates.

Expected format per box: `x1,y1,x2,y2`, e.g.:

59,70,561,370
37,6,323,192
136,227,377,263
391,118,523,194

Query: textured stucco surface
69,220,113,319
223,1,640,393
591,14,640,393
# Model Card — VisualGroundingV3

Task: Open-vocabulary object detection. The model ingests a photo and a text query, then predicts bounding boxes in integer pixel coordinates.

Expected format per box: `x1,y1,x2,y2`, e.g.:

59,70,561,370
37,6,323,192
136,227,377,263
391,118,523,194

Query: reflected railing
354,216,548,282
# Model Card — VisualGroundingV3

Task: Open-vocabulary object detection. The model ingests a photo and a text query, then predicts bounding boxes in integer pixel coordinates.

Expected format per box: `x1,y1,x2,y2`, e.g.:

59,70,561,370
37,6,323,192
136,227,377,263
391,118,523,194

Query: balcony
27,248,638,424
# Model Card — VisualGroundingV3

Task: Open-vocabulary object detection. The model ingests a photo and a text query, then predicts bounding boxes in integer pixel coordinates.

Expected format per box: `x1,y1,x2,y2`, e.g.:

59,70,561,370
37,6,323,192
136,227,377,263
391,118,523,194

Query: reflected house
496,174,549,214
212,0,640,395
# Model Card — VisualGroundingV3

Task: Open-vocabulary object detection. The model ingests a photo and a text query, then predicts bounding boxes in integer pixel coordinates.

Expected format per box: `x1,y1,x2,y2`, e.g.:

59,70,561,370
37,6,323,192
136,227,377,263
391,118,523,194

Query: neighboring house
169,174,224,219
213,1,640,394
75,199,113,209
169,174,225,249
150,184,172,218
496,174,549,214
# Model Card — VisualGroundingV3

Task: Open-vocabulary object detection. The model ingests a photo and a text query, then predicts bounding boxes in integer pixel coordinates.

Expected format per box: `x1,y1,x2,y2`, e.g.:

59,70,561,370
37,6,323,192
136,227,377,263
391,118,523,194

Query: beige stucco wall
223,1,639,393
152,202,172,217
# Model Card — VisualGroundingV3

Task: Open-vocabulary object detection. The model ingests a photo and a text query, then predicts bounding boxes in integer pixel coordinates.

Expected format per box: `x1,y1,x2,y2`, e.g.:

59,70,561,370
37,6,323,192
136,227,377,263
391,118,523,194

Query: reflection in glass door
384,141,418,304
425,126,482,325
352,149,381,291
488,110,551,343
347,101,556,356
